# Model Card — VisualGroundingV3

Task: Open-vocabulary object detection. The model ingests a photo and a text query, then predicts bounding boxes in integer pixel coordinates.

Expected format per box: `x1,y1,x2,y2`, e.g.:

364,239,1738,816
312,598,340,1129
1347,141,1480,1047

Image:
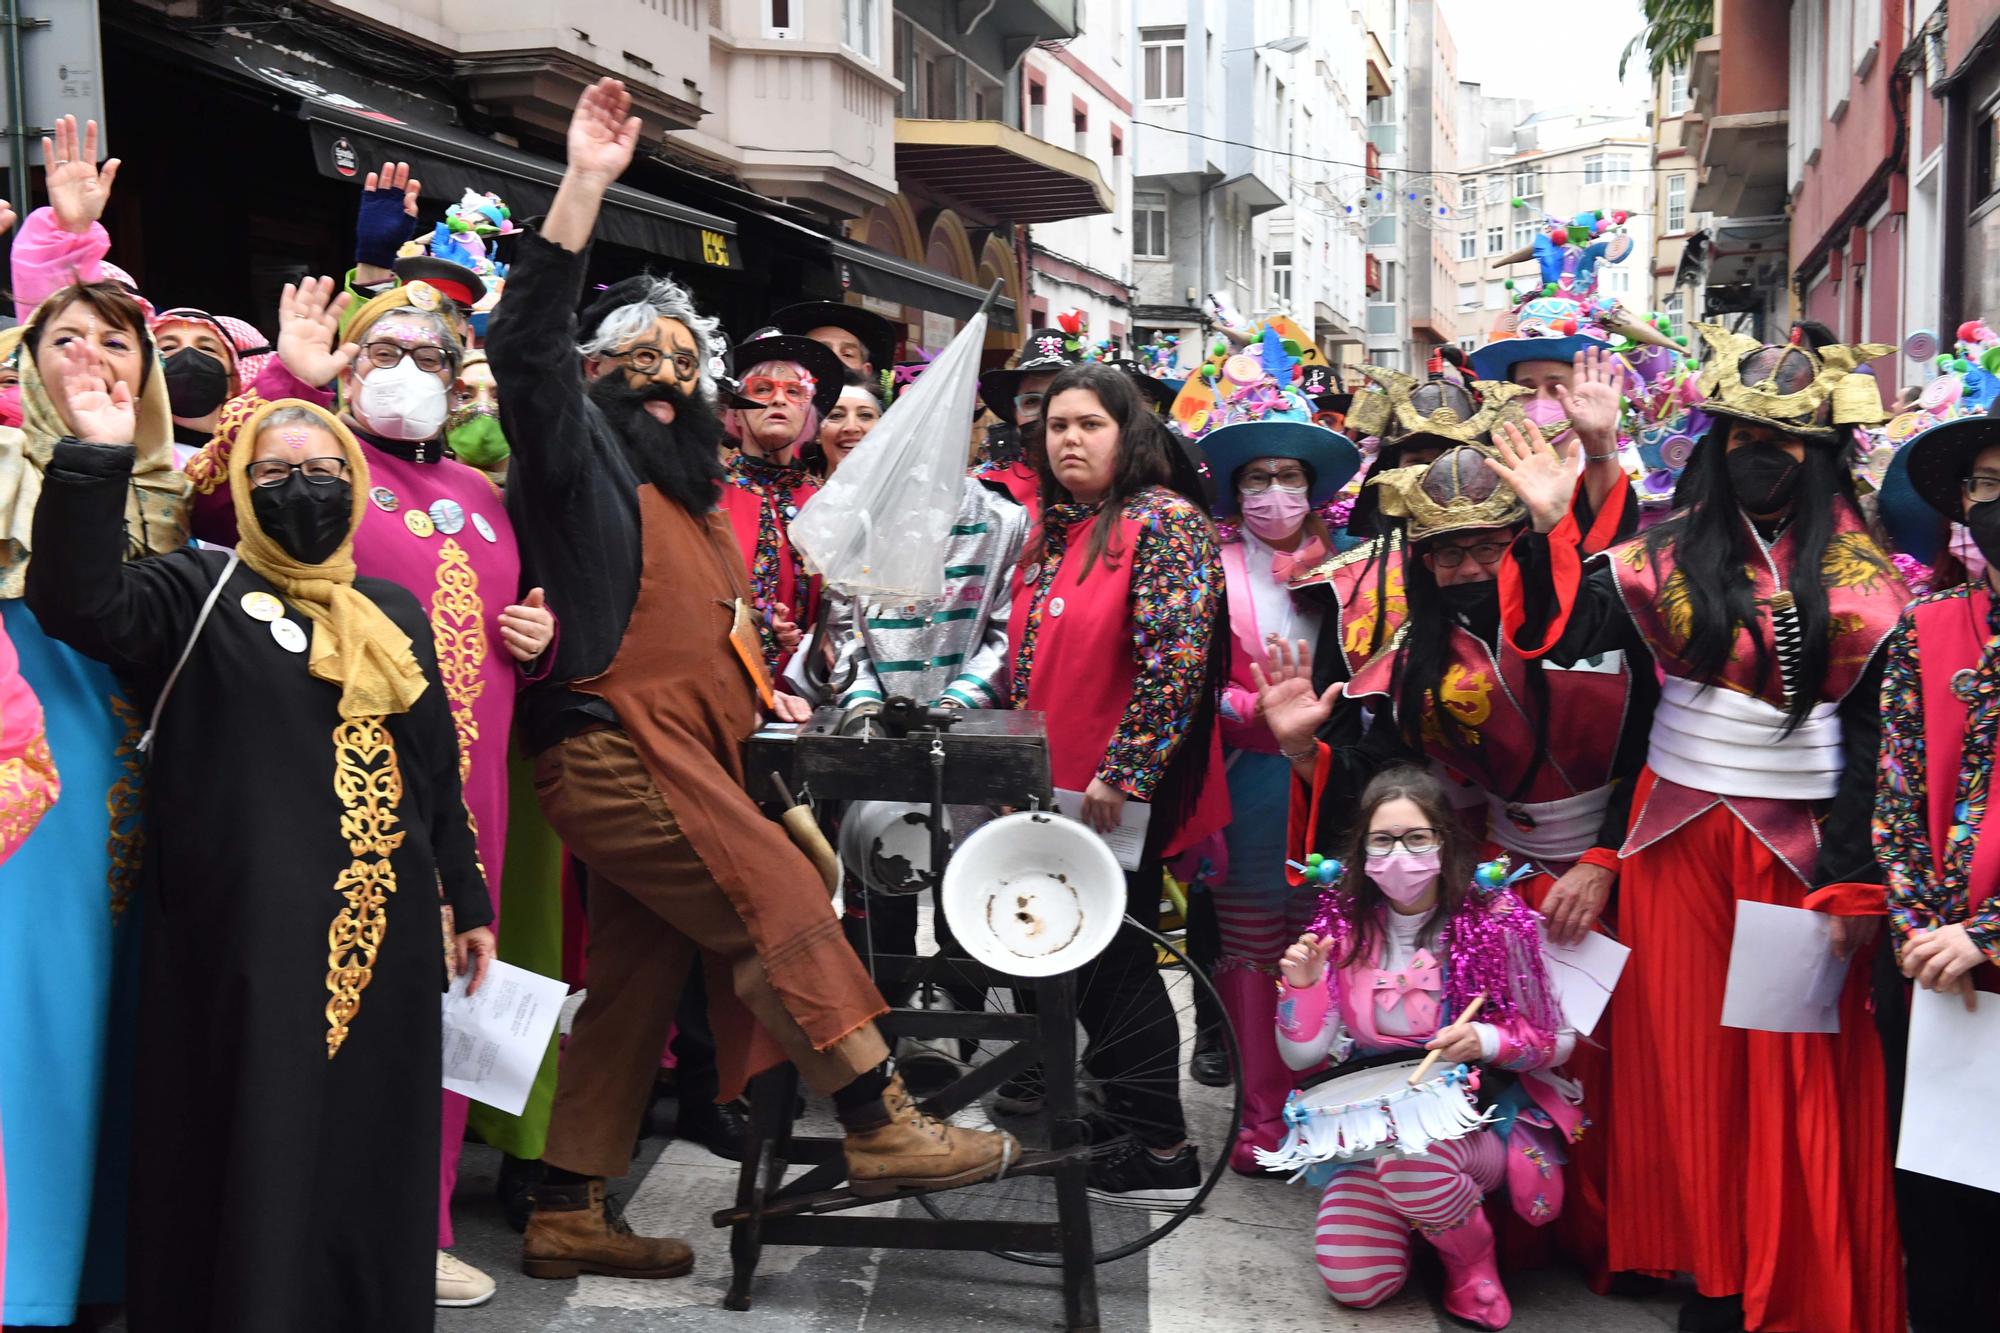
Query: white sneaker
436,1249,497,1307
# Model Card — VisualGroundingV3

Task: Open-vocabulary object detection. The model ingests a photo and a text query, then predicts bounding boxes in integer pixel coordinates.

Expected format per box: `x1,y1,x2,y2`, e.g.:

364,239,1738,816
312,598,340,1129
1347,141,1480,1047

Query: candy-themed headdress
1371,446,1526,543
1693,322,1892,443
1187,328,1361,518
1343,366,1530,448
1469,208,1679,383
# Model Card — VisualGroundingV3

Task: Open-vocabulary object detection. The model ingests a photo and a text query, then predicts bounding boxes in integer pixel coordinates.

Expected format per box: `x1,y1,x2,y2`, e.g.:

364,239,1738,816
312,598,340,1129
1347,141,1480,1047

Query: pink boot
1427,1204,1511,1329
1217,964,1288,1175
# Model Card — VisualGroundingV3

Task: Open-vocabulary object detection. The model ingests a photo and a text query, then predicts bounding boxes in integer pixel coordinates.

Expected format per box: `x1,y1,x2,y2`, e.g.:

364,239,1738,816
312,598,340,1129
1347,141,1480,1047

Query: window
840,0,877,60
1135,193,1168,259
1511,218,1534,248
1272,250,1293,306
1461,175,1480,208
1027,76,1045,137
1457,281,1477,310
1513,166,1541,200
1142,27,1186,102
1489,174,1506,203
1667,64,1689,116
1584,154,1633,185
1457,337,1480,356
969,67,999,121
1604,268,1630,295
765,0,802,39
1073,101,1088,154
1584,153,1603,184
1110,127,1124,224
1381,261,1397,304
1486,225,1504,254
1663,292,1685,339
1459,232,1478,261
1667,174,1687,231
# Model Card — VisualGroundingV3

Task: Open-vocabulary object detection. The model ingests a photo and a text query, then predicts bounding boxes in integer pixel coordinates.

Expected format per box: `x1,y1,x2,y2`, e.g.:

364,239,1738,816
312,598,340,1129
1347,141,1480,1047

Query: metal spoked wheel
907,917,1243,1265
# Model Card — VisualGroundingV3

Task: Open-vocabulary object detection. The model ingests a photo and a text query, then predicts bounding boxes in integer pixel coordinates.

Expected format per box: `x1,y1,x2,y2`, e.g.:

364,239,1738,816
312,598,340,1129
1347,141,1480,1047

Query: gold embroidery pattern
105,695,145,921
1343,563,1408,661
0,734,58,859
1422,664,1494,746
429,538,487,783
325,715,406,1058
1822,530,1898,594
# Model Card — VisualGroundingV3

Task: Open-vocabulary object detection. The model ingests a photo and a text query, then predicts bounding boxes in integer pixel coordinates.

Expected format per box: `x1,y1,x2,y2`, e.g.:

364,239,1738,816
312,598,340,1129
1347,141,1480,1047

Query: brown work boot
521,1177,694,1280
844,1074,1020,1198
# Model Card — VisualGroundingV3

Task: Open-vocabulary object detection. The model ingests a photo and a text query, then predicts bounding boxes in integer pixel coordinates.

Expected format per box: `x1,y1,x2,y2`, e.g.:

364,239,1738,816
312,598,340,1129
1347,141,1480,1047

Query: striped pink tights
1312,1130,1506,1307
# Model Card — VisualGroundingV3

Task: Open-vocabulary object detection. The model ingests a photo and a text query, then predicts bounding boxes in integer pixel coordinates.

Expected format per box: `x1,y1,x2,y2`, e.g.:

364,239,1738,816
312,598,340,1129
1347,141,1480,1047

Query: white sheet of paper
1719,901,1848,1034
1053,788,1152,872
1540,928,1631,1038
1897,983,2000,1195
441,960,569,1116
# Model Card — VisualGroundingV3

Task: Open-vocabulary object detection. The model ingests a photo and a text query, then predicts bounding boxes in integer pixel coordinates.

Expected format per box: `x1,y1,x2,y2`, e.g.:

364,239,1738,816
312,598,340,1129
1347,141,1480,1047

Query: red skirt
1606,773,1904,1333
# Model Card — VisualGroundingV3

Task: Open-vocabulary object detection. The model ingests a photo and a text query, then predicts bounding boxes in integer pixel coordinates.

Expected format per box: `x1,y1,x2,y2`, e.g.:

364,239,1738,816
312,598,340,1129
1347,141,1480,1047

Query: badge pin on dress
428,498,466,536
370,486,400,513
239,591,283,622
271,618,308,654
405,509,436,539
471,513,497,543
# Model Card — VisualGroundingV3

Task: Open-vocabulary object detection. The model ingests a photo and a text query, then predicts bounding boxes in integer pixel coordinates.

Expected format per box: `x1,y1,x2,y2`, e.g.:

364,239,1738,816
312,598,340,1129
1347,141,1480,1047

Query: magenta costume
185,365,530,1249
1272,874,1580,1324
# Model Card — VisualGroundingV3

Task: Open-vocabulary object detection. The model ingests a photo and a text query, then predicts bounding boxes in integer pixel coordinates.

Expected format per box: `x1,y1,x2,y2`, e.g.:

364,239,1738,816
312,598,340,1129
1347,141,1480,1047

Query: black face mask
1725,440,1803,515
250,475,352,565
1967,499,2000,568
161,347,230,419
1437,578,1500,642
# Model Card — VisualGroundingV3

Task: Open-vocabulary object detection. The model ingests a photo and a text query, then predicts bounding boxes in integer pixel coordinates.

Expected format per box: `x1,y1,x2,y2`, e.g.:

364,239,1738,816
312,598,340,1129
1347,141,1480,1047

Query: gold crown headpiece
1692,322,1893,441
1370,446,1527,542
1343,366,1532,448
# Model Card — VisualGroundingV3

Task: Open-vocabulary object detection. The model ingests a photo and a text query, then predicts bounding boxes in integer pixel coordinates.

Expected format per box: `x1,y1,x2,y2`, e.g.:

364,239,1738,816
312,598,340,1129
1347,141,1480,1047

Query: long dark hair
1026,362,1176,578
1332,767,1477,968
1655,423,1856,730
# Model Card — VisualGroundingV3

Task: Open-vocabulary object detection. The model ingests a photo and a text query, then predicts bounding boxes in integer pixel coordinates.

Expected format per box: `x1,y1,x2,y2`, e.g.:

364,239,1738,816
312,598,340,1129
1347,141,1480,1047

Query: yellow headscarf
230,397,427,718
0,287,191,598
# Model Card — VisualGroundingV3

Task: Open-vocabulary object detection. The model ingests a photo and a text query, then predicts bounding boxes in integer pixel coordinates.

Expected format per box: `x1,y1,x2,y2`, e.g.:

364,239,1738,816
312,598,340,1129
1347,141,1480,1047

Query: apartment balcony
1365,29,1393,99
1687,5,1790,217
1368,121,1399,156
893,118,1111,224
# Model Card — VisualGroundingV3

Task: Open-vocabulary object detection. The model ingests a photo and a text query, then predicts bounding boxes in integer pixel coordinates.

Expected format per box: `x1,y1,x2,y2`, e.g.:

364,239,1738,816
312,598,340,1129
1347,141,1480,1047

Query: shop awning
830,240,1017,331
303,115,739,271
892,119,1112,225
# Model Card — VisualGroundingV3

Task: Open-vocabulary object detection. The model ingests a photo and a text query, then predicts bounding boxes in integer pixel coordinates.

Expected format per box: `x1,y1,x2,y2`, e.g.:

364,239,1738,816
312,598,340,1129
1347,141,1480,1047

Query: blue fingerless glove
355,183,417,268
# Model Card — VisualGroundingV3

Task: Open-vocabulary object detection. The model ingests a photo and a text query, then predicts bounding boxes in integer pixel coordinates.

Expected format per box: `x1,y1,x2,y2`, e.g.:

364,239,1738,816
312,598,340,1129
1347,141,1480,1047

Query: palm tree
1619,0,1715,82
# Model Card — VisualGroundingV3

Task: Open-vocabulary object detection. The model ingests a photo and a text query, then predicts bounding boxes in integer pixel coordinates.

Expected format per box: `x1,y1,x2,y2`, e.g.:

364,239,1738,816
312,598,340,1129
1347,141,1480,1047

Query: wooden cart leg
725,1065,801,1311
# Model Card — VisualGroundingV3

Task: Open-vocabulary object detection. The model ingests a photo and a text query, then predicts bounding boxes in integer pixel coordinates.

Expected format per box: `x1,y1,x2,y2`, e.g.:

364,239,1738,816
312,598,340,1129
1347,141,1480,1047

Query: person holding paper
1007,359,1228,1205
1181,348,1362,1175
1868,404,2000,1333
490,79,1019,1285
1272,767,1577,1330
1490,326,1907,1333
23,391,495,1332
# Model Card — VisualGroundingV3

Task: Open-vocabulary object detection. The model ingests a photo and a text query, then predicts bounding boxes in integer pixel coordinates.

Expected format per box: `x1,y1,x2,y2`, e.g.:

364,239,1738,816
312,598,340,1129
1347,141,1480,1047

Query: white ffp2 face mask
353,356,450,441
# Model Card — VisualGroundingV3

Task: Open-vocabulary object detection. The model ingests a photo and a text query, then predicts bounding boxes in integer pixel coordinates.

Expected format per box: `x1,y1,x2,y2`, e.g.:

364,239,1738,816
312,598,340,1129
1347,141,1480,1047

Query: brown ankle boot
844,1074,1019,1198
521,1177,694,1280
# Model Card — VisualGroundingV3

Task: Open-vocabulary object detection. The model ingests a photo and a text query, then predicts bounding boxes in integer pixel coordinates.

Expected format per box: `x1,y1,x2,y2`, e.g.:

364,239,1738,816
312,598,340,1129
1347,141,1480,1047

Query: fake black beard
588,376,727,514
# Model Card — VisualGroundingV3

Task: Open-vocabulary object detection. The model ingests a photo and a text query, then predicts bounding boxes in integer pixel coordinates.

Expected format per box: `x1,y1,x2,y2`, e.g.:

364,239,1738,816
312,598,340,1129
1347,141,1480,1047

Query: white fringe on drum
1254,1062,1493,1173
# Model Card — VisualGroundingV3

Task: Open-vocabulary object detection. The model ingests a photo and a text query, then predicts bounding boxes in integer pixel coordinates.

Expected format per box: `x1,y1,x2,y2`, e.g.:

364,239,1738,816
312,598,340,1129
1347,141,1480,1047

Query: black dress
26,441,491,1333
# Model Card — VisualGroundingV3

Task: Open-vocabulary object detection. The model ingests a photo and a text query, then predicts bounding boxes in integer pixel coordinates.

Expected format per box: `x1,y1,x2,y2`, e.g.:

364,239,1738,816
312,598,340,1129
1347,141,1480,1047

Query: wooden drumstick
1409,991,1488,1086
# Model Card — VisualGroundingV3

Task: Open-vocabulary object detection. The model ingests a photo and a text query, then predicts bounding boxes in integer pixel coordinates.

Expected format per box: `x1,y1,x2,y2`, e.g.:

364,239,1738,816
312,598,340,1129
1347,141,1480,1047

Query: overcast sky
1437,0,1653,112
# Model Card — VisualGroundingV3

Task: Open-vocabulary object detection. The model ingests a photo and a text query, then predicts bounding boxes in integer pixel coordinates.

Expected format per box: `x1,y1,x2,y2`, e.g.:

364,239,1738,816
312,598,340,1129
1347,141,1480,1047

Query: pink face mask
1952,522,1989,580
1521,395,1570,433
1367,849,1442,904
0,385,23,429
1239,486,1310,542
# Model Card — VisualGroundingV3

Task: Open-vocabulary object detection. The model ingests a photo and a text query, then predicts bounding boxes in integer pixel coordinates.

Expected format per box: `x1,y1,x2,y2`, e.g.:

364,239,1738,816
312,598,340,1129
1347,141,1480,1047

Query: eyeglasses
1428,540,1510,569
247,457,350,488
360,342,451,375
741,375,812,405
1363,828,1442,857
617,345,699,379
1965,475,2000,504
1014,392,1046,414
1239,468,1311,494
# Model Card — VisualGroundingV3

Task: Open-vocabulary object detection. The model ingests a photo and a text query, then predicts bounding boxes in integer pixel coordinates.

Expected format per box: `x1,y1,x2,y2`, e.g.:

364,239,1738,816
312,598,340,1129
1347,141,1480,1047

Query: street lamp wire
1130,120,1664,179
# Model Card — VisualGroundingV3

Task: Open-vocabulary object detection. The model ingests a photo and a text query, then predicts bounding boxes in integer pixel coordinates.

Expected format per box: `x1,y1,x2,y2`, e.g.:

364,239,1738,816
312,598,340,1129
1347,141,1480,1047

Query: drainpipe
1,0,42,213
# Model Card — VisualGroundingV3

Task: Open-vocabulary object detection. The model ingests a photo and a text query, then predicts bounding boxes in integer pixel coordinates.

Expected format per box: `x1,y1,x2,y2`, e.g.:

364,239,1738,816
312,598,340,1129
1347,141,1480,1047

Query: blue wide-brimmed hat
1903,399,2000,525
1199,419,1361,519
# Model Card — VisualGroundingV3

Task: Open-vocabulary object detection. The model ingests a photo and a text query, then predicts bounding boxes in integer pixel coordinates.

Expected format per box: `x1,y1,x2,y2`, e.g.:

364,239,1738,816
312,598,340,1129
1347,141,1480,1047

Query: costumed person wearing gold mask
185,279,549,1307
26,391,494,1333
1492,327,1908,1333
0,279,188,1328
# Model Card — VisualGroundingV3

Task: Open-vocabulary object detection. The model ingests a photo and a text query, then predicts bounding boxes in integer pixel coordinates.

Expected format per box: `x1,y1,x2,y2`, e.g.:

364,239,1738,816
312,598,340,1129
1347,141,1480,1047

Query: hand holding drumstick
1411,992,1488,1085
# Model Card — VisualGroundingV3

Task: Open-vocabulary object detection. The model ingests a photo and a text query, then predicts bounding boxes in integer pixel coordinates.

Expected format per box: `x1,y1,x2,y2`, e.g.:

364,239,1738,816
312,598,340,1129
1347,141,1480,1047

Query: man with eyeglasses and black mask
486,79,1019,1288
972,324,1088,518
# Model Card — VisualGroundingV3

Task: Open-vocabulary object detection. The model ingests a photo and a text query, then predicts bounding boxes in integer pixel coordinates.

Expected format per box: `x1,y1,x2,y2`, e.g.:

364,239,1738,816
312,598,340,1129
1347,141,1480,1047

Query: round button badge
271,618,308,654
239,591,283,623
471,513,498,544
1048,597,1065,617
369,486,400,514
405,509,436,539
428,498,466,536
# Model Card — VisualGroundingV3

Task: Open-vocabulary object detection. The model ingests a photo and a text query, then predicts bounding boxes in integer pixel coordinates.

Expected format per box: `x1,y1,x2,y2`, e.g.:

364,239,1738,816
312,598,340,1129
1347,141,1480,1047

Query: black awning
304,115,738,271
830,240,1016,331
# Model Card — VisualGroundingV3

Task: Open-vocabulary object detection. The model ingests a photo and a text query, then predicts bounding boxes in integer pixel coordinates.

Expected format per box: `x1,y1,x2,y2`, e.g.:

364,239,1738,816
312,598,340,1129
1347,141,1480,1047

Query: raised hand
0,198,16,238
59,340,135,446
276,277,359,388
43,117,120,235
1251,637,1340,761
1554,344,1624,453
567,77,642,184
1279,932,1336,989
1489,419,1572,534
499,587,554,662
355,160,423,272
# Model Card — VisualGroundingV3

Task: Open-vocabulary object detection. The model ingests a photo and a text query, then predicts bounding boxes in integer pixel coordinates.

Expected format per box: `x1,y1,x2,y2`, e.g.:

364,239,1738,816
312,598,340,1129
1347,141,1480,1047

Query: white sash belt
1485,784,1616,863
1646,676,1842,801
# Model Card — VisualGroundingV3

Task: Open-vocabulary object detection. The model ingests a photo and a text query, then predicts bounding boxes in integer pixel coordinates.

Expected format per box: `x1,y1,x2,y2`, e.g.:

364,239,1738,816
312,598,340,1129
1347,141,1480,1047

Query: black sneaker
993,1067,1045,1115
1085,1137,1201,1208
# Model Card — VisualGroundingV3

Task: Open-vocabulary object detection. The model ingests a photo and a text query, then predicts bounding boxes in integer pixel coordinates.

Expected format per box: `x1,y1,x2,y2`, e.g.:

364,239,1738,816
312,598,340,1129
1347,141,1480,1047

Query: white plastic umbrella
789,284,999,601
